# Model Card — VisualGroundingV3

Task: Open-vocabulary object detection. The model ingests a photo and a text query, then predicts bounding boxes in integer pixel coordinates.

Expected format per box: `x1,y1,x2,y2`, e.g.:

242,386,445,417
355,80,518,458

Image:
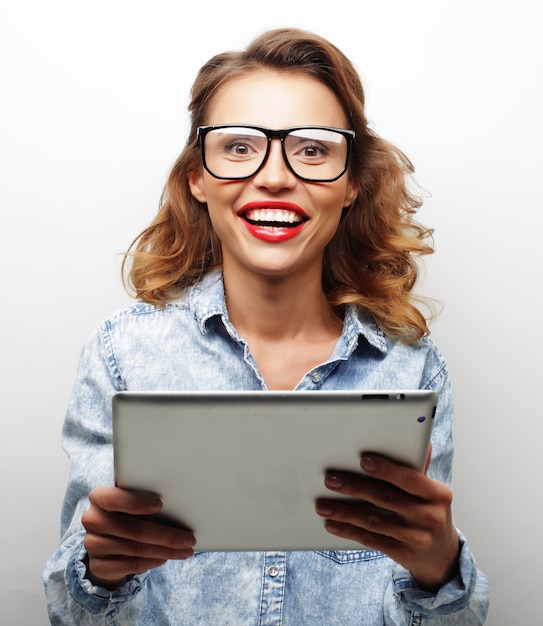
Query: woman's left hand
315,449,460,591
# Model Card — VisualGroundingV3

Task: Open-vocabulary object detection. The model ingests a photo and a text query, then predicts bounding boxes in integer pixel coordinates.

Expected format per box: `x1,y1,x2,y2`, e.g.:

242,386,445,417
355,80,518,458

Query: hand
315,450,460,591
82,485,196,588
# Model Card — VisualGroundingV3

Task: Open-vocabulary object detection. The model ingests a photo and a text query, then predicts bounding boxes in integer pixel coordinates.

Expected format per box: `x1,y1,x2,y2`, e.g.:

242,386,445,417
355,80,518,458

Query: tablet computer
112,390,437,551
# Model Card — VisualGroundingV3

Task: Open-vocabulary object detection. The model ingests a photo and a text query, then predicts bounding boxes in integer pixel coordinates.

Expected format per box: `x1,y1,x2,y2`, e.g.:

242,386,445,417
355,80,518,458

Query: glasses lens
202,126,350,181
284,128,349,181
203,127,268,179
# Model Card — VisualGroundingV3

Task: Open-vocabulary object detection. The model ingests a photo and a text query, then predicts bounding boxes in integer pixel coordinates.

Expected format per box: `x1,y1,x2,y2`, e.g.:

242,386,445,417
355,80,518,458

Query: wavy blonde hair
123,28,435,341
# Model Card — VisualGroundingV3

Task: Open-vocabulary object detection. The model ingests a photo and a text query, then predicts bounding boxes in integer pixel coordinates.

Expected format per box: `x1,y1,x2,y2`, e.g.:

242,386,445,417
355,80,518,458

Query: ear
187,168,207,203
343,178,359,208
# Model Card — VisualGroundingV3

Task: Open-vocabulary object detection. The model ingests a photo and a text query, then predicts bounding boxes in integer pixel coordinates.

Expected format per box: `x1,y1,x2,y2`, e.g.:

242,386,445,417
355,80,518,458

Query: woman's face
188,70,358,282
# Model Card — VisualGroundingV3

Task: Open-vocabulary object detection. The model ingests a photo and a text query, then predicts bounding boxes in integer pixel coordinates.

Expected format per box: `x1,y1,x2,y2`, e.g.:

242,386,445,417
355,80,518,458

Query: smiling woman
44,28,490,625
186,70,358,289
123,31,433,344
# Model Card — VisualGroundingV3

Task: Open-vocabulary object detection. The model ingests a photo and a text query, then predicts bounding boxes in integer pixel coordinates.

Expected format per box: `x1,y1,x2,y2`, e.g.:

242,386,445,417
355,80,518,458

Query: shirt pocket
314,549,387,564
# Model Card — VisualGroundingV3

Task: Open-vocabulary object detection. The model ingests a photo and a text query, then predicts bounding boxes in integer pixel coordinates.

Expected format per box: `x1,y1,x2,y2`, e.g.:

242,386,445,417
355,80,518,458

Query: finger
360,454,437,499
321,518,435,570
316,498,435,548
322,518,402,554
84,531,195,562
89,485,163,516
82,506,196,550
325,464,452,528
319,514,460,591
324,468,453,525
324,472,413,517
87,553,170,585
424,442,433,475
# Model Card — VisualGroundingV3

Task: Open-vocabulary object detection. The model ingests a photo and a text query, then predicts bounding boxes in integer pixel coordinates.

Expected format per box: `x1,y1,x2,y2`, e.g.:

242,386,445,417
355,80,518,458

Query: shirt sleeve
43,325,150,623
383,358,490,624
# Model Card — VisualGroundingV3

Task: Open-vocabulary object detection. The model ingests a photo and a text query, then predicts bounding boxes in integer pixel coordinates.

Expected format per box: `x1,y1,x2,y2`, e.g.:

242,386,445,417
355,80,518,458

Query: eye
223,140,249,155
290,140,330,163
219,134,267,161
223,139,254,156
300,143,328,158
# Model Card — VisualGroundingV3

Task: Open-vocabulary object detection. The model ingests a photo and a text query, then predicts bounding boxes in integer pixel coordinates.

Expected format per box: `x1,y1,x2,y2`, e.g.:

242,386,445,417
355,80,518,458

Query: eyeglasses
197,125,355,183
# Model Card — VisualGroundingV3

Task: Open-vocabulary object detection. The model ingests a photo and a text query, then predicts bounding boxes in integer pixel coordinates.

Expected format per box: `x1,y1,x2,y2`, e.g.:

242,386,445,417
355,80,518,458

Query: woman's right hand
82,485,196,588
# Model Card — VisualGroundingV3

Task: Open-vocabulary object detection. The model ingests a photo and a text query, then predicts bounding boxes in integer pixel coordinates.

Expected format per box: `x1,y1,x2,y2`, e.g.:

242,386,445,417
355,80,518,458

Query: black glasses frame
197,124,355,183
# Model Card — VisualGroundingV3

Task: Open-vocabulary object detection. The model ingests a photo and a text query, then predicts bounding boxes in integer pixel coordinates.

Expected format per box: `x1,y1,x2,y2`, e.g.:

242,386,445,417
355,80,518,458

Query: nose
252,139,296,191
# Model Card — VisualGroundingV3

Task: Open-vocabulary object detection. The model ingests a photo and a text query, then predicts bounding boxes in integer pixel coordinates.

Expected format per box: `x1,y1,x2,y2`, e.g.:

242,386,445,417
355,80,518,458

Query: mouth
244,208,306,228
238,201,309,230
237,202,308,243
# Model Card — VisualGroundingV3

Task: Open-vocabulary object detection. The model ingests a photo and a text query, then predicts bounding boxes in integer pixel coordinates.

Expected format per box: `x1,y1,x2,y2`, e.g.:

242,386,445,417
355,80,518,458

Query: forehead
205,70,349,129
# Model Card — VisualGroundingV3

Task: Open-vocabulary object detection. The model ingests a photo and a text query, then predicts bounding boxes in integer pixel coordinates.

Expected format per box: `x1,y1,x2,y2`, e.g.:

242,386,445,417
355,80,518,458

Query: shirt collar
187,269,387,354
341,304,388,355
187,270,230,335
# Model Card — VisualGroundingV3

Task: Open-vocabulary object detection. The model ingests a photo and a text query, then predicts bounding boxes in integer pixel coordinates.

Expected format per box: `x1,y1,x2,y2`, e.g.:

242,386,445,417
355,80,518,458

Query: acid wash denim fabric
44,270,490,625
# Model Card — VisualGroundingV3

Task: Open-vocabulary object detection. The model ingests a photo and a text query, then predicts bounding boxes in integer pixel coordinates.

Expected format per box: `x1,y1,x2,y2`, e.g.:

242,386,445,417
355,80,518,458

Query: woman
44,28,490,624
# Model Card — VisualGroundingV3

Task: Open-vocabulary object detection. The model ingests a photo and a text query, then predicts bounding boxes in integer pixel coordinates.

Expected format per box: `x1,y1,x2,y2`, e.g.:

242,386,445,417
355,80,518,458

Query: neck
223,268,340,341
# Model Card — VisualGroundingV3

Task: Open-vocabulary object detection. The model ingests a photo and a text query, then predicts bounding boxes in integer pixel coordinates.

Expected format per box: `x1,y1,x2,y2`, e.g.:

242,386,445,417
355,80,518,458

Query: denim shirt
44,271,489,625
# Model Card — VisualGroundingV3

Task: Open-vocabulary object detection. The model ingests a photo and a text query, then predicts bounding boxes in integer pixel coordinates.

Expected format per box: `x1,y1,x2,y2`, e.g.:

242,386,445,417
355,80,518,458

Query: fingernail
362,455,377,472
325,521,342,535
316,502,334,517
149,498,162,512
325,474,344,489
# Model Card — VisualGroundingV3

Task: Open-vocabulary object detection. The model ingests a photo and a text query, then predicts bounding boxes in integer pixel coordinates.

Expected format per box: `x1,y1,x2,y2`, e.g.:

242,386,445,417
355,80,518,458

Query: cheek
314,190,349,240
203,186,242,233
316,185,352,218
200,176,243,210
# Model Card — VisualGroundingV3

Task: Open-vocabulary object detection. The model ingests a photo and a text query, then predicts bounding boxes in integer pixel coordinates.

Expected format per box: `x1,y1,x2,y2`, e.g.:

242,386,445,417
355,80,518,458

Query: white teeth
245,209,302,224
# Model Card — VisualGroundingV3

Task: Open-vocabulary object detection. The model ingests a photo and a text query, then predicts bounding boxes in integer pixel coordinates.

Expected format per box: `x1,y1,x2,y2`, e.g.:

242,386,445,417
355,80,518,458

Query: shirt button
311,371,322,383
268,565,279,578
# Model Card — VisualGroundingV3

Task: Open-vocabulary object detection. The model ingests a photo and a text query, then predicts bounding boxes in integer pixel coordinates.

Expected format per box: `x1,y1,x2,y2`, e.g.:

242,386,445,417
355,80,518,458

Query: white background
1,1,541,623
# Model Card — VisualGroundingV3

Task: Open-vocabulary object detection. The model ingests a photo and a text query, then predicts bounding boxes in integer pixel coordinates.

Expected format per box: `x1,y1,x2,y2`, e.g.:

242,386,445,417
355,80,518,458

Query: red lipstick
238,201,308,243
